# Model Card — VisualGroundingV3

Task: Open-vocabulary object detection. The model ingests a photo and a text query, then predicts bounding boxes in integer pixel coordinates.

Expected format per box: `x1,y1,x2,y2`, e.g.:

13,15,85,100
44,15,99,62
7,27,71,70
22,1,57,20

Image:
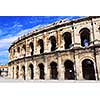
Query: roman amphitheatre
7,16,100,81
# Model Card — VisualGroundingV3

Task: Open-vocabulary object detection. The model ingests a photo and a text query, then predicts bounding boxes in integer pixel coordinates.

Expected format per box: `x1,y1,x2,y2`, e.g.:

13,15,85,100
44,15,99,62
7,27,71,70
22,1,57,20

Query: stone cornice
8,44,100,65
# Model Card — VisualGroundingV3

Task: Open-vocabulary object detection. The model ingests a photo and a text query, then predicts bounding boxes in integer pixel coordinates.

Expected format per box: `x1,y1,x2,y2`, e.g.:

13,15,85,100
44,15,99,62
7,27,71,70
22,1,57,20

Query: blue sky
0,16,82,65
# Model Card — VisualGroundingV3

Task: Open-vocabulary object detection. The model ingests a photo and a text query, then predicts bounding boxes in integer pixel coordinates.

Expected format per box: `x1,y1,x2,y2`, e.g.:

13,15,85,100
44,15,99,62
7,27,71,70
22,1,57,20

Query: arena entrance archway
82,59,96,80
38,39,44,53
64,60,75,80
38,63,45,79
17,47,20,53
29,64,34,79
50,61,58,79
63,32,72,49
79,28,90,47
22,66,25,80
22,45,26,56
29,42,34,55
49,36,57,51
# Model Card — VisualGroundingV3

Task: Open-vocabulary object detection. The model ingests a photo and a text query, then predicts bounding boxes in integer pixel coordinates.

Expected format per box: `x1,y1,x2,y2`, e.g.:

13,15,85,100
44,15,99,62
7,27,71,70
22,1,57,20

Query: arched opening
17,47,20,53
64,60,75,80
29,64,34,79
22,66,25,80
79,28,90,47
16,66,19,79
38,63,45,79
63,32,72,49
49,36,57,51
22,45,26,51
29,42,34,55
38,39,44,53
50,61,58,79
13,49,15,55
82,59,96,80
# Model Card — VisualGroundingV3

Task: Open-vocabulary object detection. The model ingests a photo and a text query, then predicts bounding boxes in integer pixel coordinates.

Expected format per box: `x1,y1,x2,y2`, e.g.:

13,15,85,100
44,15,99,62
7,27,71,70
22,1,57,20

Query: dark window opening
63,32,72,49
82,59,96,80
29,64,34,79
13,49,15,55
22,45,26,51
38,63,45,79
50,62,58,79
38,39,44,53
17,47,20,53
29,42,34,55
16,66,19,79
22,45,26,56
49,36,57,51
64,60,75,80
80,28,90,47
22,66,25,80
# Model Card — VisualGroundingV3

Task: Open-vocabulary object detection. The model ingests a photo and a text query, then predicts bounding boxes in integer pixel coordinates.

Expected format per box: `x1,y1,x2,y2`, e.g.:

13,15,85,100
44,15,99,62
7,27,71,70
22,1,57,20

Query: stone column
12,47,14,60
72,25,81,48
26,39,30,56
75,53,83,80
56,30,61,50
44,32,48,53
34,37,37,55
58,56,64,80
20,45,23,57
27,67,31,80
59,31,64,50
93,61,98,80
34,60,39,80
14,65,16,79
8,66,12,79
95,52,100,80
20,66,24,79
71,27,75,48
11,49,13,61
25,62,28,80
37,45,40,54
90,19,96,46
15,46,17,59
45,57,50,80
11,66,14,79
48,39,51,52
19,64,22,79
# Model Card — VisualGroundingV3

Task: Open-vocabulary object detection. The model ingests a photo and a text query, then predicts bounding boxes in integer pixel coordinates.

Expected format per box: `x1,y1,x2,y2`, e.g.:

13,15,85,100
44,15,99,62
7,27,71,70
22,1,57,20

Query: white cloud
12,22,23,28
17,28,33,36
0,24,43,54
5,22,23,31
17,24,45,36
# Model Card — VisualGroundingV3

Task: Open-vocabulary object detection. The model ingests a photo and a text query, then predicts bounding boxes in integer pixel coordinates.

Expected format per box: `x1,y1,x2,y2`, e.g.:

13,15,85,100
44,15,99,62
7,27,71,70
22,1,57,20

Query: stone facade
8,16,100,80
